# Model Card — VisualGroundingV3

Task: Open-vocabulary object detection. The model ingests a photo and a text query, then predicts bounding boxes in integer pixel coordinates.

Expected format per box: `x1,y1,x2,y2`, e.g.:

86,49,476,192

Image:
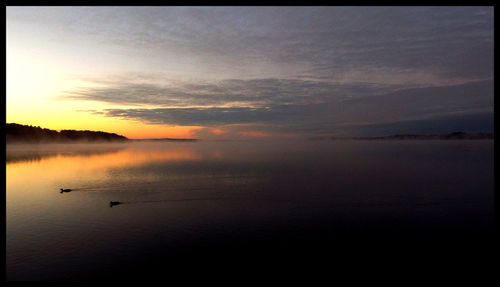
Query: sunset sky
6,7,494,139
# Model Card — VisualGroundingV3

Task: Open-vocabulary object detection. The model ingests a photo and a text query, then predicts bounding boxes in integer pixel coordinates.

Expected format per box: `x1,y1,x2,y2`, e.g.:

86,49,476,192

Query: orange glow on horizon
6,143,210,205
210,128,227,135
120,125,203,139
238,131,272,138
7,144,203,188
7,117,203,140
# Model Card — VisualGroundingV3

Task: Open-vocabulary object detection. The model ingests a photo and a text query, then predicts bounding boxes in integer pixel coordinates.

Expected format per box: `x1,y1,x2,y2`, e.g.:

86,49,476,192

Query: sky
6,6,494,139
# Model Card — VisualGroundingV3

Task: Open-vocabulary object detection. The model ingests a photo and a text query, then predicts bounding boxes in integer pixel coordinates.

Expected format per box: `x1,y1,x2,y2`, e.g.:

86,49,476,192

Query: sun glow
6,47,201,139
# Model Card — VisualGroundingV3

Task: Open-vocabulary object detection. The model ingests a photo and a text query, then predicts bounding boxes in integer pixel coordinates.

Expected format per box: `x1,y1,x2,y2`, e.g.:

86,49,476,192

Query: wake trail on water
118,197,237,205
71,186,221,192
67,188,100,191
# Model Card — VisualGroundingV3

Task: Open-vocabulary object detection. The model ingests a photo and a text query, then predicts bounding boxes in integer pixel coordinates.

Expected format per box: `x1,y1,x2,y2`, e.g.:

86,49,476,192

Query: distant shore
131,138,198,142
310,131,494,141
6,123,201,143
7,123,493,143
6,123,128,143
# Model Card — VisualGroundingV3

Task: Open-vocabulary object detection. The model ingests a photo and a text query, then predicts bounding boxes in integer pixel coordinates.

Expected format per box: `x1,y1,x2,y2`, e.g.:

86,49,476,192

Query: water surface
6,140,495,280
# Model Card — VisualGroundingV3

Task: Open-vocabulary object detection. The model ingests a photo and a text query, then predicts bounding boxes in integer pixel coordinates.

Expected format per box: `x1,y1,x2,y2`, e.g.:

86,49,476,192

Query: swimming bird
60,188,72,193
109,201,121,207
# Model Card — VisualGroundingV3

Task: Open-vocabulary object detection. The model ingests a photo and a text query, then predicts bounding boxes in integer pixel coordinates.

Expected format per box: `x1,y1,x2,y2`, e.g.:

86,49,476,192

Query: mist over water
6,140,495,280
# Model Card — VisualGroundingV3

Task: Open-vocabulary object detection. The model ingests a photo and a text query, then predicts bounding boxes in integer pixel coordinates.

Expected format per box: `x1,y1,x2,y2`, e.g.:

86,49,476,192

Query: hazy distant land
311,131,494,141
6,123,128,143
6,123,200,143
6,123,493,143
132,138,198,142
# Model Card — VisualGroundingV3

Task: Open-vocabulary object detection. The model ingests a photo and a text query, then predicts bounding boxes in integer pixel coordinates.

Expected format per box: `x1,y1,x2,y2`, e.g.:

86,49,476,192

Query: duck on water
109,201,121,207
60,188,72,193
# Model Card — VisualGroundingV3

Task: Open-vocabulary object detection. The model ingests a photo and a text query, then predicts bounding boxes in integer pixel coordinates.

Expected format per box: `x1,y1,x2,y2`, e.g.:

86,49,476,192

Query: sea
6,139,495,280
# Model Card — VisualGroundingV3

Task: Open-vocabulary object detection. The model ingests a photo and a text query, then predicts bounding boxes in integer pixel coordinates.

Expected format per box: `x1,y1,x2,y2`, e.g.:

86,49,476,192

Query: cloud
96,107,276,126
191,126,280,140
9,7,493,137
346,111,494,137
88,79,493,137
9,7,493,83
63,77,401,108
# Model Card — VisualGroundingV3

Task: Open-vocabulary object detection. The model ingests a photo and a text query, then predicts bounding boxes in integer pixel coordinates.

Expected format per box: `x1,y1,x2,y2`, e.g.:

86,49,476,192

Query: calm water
6,140,495,280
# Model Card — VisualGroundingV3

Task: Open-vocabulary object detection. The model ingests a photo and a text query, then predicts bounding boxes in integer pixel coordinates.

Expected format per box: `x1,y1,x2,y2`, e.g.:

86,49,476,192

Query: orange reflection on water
6,143,203,190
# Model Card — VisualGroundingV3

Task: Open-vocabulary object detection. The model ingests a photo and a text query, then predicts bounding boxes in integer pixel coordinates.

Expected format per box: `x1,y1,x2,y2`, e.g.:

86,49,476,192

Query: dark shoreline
131,138,199,142
310,131,494,141
6,123,128,143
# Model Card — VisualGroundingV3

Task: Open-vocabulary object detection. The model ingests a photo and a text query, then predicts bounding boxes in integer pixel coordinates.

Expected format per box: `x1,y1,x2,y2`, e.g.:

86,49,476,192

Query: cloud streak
9,7,493,83
64,77,402,108
88,79,493,136
8,7,493,138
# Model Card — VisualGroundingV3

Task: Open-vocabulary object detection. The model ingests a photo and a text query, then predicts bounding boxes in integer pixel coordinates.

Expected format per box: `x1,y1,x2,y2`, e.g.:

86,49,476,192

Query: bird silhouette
109,201,121,207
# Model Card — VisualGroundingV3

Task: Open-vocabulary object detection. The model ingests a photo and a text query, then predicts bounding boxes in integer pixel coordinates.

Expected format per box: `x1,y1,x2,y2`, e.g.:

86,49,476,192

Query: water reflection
6,143,127,164
7,142,203,188
6,142,203,166
6,140,495,280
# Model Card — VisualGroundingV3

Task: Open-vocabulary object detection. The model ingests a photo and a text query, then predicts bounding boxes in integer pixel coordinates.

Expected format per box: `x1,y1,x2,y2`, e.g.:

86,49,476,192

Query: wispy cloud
8,7,493,137
9,7,493,83
85,79,493,137
63,77,401,108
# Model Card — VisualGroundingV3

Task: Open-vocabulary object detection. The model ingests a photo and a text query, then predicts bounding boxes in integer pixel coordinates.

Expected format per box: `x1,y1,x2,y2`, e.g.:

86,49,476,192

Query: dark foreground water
6,140,495,280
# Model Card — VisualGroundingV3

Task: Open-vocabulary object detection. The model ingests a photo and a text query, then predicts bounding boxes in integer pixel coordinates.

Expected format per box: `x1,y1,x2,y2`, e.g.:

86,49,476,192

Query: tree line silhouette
6,123,128,143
